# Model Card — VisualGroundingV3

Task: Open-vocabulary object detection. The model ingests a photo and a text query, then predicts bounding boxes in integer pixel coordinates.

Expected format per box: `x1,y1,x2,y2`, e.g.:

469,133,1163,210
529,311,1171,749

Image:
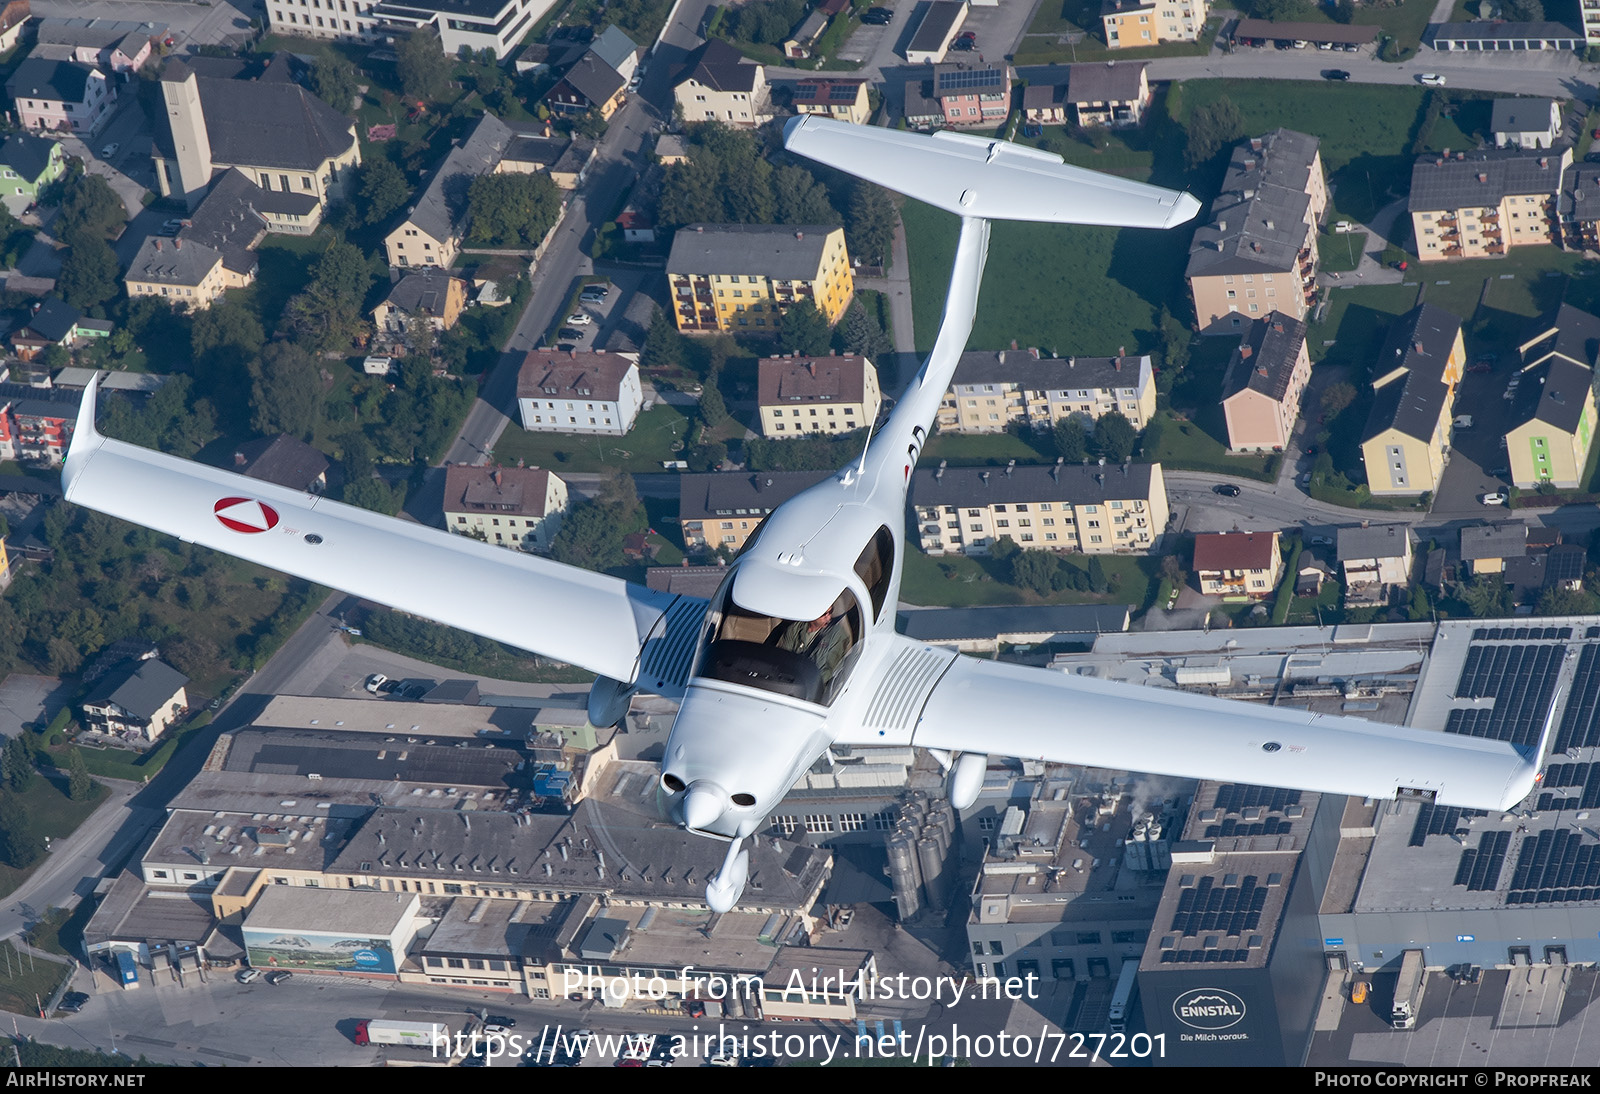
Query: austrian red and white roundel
213,496,280,534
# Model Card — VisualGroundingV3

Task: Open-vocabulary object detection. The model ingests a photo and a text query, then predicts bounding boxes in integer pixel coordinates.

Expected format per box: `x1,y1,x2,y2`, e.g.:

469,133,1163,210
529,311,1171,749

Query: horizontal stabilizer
782,116,1200,229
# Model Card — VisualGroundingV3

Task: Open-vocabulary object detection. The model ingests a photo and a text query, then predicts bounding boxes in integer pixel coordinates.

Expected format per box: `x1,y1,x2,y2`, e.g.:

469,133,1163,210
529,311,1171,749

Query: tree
284,240,374,352
846,181,897,268
1503,0,1543,18
250,342,323,439
56,231,120,309
779,299,831,356
1333,0,1356,21
398,26,452,104
466,172,562,247
571,108,609,140
0,792,43,868
1,735,33,793
1087,556,1109,594
1094,409,1137,463
1321,382,1357,418
1457,573,1512,618
56,173,124,240
640,306,683,372
356,155,411,228
65,746,95,801
772,165,838,226
841,301,892,360
699,367,728,428
1184,96,1245,169
1011,550,1059,597
310,54,362,114
1054,416,1088,462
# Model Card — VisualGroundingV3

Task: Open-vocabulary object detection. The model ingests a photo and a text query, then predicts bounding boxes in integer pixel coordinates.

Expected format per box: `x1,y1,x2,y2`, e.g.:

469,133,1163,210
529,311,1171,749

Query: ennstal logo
1172,988,1247,1030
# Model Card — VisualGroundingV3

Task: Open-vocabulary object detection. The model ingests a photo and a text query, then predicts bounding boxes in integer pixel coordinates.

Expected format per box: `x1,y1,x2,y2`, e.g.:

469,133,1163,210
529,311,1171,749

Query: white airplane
62,118,1542,913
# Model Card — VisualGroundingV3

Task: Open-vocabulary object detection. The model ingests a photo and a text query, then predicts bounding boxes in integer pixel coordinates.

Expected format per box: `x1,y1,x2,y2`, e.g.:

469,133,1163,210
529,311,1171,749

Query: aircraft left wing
62,378,706,690
878,652,1538,812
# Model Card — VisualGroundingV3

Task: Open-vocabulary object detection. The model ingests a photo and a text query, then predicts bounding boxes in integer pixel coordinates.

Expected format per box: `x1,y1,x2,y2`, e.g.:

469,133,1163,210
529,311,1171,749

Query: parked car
265,970,293,985
1213,483,1242,497
364,673,387,693
1323,69,1350,81
99,142,119,158
567,313,592,325
863,7,893,22
1481,491,1508,506
558,327,586,340
951,36,974,50
57,992,89,1013
1419,73,1446,86
237,968,261,983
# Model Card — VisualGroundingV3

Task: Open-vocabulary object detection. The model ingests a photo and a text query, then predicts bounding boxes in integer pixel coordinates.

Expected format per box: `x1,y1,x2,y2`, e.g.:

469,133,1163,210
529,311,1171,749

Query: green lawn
1145,414,1278,482
0,942,72,1016
1319,232,1368,274
490,402,693,473
0,776,110,902
72,712,212,783
920,430,1054,466
899,547,1155,610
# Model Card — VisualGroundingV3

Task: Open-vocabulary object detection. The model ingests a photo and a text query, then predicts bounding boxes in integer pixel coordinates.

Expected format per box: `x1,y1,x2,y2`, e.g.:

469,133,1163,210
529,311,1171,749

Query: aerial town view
3,0,1600,1073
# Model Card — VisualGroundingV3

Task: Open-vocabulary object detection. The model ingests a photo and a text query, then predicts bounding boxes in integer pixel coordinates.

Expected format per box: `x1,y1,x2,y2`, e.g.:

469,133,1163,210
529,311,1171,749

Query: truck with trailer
1392,949,1426,1029
1108,957,1140,1033
355,1019,452,1051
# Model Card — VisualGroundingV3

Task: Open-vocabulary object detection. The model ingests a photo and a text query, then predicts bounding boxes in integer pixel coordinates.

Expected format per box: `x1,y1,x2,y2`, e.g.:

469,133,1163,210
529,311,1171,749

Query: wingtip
1167,191,1203,229
62,371,103,500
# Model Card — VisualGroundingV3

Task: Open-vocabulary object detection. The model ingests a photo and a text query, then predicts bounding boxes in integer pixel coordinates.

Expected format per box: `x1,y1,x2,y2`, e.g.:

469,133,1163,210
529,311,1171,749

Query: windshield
696,580,863,705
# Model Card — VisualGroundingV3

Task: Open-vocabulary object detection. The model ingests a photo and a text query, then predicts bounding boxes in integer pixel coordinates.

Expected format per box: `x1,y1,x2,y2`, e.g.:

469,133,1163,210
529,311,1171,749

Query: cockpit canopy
695,571,864,706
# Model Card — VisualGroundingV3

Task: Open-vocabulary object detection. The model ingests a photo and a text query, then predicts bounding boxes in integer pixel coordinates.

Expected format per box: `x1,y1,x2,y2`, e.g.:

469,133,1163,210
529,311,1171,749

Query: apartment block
1101,0,1207,48
758,353,881,437
1410,146,1569,262
938,349,1155,435
1193,530,1280,599
667,224,853,334
443,464,568,553
1220,312,1311,453
1360,304,1464,496
911,462,1168,556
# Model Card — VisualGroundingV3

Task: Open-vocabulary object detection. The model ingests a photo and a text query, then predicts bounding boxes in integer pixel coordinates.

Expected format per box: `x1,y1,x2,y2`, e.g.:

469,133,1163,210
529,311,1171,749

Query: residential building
0,132,66,207
1409,146,1569,262
902,78,944,129
372,270,469,345
784,9,830,58
11,298,94,358
792,79,871,126
667,223,853,334
1491,97,1563,149
0,385,78,464
545,51,626,119
1066,61,1151,128
0,2,29,55
127,166,288,308
499,130,596,190
125,236,234,309
232,435,331,493
1336,524,1413,600
905,0,968,63
444,464,569,552
1192,530,1280,599
264,0,552,56
80,658,189,741
673,39,770,127
1187,129,1327,331
515,349,643,435
933,62,1012,128
33,18,154,71
1101,0,1207,49
1022,82,1068,125
1461,521,1527,576
938,348,1156,434
7,56,113,134
910,462,1169,556
1560,161,1600,251
153,58,361,211
584,25,640,83
680,470,831,552
385,113,514,270
1219,312,1311,453
757,353,881,437
1504,303,1600,488
1360,304,1465,496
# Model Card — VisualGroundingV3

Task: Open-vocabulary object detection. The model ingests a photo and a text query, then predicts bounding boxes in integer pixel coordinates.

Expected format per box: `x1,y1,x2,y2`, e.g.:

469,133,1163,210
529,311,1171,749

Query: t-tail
780,117,1202,493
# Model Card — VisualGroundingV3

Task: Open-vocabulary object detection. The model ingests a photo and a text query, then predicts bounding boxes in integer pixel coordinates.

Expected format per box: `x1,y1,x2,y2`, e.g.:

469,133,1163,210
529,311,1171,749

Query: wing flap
909,656,1536,811
64,382,676,684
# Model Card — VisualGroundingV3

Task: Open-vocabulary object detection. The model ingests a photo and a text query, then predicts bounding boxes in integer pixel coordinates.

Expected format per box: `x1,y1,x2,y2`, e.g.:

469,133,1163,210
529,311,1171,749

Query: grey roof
1491,97,1558,136
679,470,830,522
246,884,415,935
82,658,188,721
1460,521,1527,561
909,0,966,52
1066,61,1146,105
402,112,514,244
903,78,942,123
23,297,81,344
1022,83,1067,112
233,434,330,491
6,57,96,103
1220,312,1307,404
676,38,759,94
224,727,521,787
1187,129,1320,279
423,895,566,960
383,269,462,317
1520,302,1600,370
504,132,574,169
0,133,56,184
180,168,269,276
1431,20,1584,41
559,52,625,108
896,604,1129,641
1361,304,1463,444
667,223,840,280
1562,162,1600,224
35,18,162,49
516,350,635,402
1408,146,1567,213
909,461,1158,508
587,25,638,74
126,235,224,288
951,348,1150,393
162,66,359,174
1507,356,1591,434
1336,523,1412,562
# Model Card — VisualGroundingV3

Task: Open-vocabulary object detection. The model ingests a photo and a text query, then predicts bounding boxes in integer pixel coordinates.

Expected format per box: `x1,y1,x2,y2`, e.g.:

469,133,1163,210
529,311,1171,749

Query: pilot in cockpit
773,599,850,687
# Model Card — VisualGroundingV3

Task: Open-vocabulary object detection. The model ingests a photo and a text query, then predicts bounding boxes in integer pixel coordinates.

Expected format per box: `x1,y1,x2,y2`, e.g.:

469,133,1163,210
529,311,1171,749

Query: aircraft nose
682,780,730,831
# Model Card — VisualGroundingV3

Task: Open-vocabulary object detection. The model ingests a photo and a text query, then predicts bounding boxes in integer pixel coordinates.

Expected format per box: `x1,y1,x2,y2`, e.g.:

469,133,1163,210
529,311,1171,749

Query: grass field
0,775,109,902
920,430,1055,466
0,942,71,1016
899,547,1156,610
1320,232,1368,274
490,403,692,473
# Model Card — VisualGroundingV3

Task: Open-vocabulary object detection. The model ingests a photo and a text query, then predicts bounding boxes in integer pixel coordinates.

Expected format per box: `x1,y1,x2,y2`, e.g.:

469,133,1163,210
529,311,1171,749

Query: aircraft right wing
61,378,706,692
881,652,1540,812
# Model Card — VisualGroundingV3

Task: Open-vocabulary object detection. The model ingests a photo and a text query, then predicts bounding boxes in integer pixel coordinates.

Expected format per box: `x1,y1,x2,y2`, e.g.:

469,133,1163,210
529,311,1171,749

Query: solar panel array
1506,828,1600,904
1471,627,1573,641
1204,816,1293,839
1409,803,1484,847
1454,830,1511,891
935,68,1006,91
1211,784,1301,815
1534,762,1600,810
1447,644,1561,747
1161,875,1269,964
1555,645,1600,753
1158,946,1256,964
